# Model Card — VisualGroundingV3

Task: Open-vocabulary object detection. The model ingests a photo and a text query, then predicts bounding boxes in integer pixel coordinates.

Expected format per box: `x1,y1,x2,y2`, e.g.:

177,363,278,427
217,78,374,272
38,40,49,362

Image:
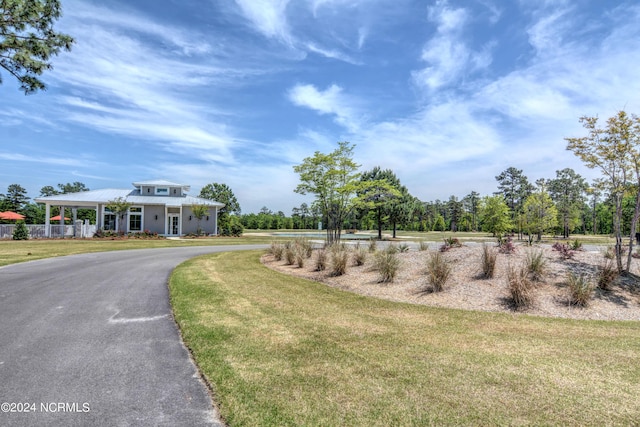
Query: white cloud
288,83,363,132
234,0,293,45
412,0,492,92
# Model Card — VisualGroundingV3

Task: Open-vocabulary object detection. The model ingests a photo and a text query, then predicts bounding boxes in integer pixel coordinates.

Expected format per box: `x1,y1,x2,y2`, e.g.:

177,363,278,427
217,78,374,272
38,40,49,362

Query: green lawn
170,250,640,426
0,236,276,267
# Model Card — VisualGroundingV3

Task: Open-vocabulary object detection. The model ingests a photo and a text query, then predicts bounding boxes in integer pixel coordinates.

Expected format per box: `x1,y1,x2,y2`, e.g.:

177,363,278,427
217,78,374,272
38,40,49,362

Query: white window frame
128,206,144,232
102,206,117,231
155,187,169,195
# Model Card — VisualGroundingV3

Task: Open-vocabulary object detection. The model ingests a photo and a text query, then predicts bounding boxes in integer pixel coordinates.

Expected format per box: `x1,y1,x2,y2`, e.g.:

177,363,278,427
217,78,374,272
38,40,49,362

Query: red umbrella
0,211,25,220
50,215,71,221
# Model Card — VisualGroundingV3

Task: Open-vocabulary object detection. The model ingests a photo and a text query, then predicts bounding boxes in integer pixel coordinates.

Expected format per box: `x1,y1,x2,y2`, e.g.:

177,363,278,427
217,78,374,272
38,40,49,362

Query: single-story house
34,180,224,237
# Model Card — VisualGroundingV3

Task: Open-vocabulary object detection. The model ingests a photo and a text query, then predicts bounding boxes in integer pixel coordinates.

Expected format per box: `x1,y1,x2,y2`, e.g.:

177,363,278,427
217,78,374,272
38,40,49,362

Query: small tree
12,220,29,240
479,195,512,237
105,197,131,234
294,141,361,245
190,203,210,236
522,188,558,242
566,111,637,274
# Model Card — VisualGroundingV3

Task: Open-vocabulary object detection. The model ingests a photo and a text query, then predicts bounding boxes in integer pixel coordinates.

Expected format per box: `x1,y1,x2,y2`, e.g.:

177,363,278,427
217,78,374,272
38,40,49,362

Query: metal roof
34,188,224,208
132,179,189,189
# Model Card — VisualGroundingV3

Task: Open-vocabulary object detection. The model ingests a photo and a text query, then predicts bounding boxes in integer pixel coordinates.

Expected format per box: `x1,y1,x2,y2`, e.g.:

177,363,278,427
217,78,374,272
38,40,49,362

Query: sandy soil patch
262,243,640,321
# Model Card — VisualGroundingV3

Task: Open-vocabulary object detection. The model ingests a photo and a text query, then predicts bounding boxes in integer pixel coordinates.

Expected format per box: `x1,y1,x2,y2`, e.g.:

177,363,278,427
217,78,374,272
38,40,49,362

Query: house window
129,206,142,232
155,187,168,195
103,207,116,230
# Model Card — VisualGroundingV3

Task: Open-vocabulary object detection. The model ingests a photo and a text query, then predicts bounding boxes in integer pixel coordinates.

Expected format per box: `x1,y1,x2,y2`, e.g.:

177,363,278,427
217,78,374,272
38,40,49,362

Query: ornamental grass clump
596,258,618,291
353,245,368,266
329,247,348,276
294,237,313,258
284,246,296,265
425,251,451,292
418,240,429,251
269,242,285,261
567,272,594,306
479,244,497,279
374,250,401,283
525,249,546,282
314,249,327,271
398,243,410,253
295,248,305,268
368,238,377,253
507,264,535,309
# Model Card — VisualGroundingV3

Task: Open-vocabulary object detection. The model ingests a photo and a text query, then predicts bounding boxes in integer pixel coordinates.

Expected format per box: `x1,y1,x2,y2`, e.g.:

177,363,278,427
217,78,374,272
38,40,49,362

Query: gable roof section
35,189,224,208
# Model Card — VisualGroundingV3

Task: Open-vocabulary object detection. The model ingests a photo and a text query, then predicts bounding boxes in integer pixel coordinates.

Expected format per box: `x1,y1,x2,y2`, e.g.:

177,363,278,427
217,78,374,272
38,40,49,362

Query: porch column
72,208,78,237
45,204,50,237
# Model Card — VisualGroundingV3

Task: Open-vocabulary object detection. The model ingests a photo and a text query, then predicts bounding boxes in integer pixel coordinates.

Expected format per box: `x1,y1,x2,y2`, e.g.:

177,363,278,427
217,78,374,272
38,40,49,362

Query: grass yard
170,250,640,426
0,235,276,267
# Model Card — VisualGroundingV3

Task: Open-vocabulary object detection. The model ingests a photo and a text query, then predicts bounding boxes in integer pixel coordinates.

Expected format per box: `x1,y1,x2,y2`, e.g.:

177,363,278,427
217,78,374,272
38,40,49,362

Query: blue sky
1,0,640,214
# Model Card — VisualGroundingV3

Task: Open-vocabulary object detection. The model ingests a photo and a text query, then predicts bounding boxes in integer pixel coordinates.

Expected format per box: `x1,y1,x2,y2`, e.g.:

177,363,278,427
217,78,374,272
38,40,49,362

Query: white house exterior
34,180,224,237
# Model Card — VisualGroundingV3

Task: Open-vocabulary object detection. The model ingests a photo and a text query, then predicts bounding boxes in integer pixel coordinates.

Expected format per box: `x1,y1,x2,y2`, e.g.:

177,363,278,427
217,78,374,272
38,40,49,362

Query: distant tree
495,167,533,237
566,111,639,274
479,195,512,237
57,181,89,194
547,168,587,238
358,167,402,239
0,0,74,93
199,182,241,232
1,183,30,211
462,191,481,231
522,185,558,242
292,203,310,229
446,195,464,232
39,185,58,196
294,141,361,244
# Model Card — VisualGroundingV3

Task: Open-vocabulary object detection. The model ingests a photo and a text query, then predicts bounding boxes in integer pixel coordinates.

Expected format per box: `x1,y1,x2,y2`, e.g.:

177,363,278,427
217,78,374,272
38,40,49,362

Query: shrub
525,249,546,282
330,248,348,276
353,245,368,266
603,247,614,259
386,244,399,254
315,249,327,271
12,220,29,240
374,251,401,283
570,239,583,251
425,251,451,292
440,236,462,252
398,243,410,253
596,258,618,291
552,242,575,260
567,272,594,306
418,240,429,251
498,235,516,254
479,244,497,279
507,264,535,309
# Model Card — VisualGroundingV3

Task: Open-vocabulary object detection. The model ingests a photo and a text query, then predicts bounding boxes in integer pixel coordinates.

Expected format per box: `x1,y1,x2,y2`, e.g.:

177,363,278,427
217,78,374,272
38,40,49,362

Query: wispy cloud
234,0,293,45
288,83,363,132
412,0,492,92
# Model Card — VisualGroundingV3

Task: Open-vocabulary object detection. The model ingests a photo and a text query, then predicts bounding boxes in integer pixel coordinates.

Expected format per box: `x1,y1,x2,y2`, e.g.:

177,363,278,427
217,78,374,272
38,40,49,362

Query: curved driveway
0,245,264,426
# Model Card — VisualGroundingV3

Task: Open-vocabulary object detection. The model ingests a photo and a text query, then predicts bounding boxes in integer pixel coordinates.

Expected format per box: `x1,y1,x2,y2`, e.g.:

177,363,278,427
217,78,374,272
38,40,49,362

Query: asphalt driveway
0,245,264,426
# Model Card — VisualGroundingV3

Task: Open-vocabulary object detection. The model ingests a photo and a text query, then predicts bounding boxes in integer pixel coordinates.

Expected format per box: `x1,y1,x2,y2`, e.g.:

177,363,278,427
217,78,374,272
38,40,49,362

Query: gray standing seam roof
34,189,225,208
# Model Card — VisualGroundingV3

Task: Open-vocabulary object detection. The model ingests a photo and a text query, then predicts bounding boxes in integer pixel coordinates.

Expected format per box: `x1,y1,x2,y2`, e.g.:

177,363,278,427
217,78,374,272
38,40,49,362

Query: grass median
170,250,640,426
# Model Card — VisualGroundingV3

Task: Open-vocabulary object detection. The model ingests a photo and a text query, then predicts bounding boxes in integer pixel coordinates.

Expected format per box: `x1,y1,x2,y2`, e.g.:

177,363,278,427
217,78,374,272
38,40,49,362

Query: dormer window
155,187,169,195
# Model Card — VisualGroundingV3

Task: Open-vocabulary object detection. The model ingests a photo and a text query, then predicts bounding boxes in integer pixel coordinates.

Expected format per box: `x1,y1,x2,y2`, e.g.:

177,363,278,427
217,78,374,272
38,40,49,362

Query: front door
168,214,180,236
